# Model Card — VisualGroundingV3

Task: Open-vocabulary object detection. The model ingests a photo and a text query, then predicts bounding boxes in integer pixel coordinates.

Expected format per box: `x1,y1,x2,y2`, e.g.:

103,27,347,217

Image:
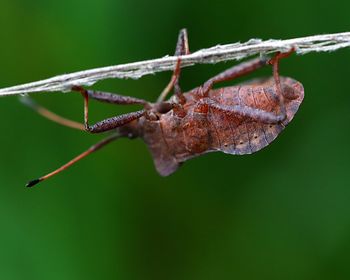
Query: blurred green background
1,0,350,279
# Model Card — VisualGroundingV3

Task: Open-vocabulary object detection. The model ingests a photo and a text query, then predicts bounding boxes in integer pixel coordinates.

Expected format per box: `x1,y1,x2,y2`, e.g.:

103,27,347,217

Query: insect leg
157,28,190,103
174,28,190,56
201,57,268,96
20,96,85,130
25,133,120,188
70,86,146,133
71,86,148,105
268,48,295,121
201,99,284,124
84,109,145,134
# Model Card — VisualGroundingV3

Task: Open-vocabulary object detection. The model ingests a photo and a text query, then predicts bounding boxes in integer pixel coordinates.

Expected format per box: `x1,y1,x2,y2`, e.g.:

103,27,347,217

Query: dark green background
1,0,350,279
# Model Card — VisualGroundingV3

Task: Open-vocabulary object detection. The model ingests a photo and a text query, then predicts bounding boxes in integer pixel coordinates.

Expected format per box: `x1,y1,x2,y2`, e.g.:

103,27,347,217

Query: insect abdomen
207,77,304,155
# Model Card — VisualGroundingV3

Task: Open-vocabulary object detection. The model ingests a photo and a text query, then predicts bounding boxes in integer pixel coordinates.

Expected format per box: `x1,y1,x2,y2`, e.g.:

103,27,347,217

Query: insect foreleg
71,86,148,105
20,84,149,131
71,86,146,133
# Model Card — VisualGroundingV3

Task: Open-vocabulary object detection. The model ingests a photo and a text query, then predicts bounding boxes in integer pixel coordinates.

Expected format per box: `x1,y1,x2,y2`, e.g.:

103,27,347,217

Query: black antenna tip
25,179,41,188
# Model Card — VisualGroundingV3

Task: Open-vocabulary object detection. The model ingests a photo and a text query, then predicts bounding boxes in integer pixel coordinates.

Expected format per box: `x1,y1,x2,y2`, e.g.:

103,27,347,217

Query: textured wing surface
208,77,304,155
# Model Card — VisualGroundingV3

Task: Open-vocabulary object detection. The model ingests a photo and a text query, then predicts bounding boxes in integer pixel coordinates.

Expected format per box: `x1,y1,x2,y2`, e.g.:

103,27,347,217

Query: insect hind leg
201,98,285,124
201,57,268,96
268,48,296,122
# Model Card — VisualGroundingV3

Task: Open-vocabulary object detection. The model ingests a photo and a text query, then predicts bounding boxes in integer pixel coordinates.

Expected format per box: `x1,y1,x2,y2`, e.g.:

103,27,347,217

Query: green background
0,0,350,279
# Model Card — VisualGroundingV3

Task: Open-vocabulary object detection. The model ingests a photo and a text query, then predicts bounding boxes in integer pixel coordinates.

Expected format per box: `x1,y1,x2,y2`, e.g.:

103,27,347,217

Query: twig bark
1,31,350,97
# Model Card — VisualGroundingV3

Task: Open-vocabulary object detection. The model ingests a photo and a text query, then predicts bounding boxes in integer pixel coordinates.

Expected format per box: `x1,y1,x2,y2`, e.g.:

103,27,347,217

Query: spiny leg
201,56,268,96
199,49,296,123
199,98,285,124
73,86,146,133
84,110,145,134
26,133,120,188
20,96,85,131
157,28,190,103
268,48,295,121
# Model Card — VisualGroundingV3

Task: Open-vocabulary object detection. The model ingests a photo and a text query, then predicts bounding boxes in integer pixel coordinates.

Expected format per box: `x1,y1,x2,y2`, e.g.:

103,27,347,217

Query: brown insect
23,29,304,187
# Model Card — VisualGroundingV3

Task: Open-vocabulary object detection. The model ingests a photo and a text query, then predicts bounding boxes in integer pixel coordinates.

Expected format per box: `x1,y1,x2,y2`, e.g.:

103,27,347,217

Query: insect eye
145,111,159,121
155,102,173,113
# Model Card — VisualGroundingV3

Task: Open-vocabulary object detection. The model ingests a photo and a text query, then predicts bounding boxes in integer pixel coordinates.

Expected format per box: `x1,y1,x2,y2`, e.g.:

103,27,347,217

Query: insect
23,29,304,187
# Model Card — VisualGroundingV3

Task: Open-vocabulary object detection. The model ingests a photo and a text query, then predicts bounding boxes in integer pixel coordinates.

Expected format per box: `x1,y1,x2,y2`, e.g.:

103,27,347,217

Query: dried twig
1,31,350,97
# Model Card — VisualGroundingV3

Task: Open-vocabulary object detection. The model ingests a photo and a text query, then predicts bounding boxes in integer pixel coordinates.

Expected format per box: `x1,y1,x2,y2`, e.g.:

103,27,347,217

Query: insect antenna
19,96,85,131
26,133,120,188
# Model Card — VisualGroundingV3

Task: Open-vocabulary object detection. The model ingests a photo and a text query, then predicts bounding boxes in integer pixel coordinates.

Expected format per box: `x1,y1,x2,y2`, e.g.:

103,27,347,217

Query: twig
1,31,350,97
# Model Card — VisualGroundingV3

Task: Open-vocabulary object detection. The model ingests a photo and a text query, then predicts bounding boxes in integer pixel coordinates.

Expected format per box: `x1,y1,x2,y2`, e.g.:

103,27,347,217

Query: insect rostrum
24,29,304,187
